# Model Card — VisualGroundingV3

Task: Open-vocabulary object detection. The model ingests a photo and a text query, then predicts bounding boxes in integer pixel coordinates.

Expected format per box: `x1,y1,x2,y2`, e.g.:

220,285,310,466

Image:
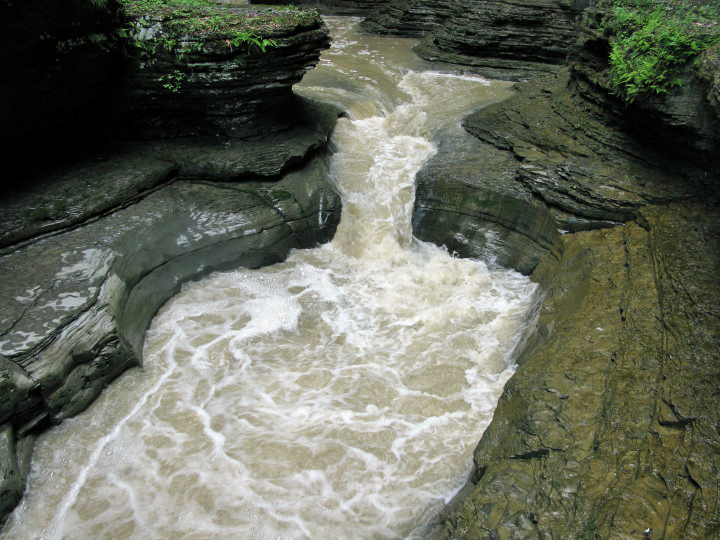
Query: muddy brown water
3,17,537,539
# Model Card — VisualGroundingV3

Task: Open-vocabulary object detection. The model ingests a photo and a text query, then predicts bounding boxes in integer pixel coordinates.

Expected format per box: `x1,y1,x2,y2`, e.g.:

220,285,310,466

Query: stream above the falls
3,17,537,539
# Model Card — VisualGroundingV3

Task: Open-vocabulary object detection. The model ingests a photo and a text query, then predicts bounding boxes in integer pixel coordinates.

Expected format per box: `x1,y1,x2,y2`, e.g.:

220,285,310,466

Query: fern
605,1,720,101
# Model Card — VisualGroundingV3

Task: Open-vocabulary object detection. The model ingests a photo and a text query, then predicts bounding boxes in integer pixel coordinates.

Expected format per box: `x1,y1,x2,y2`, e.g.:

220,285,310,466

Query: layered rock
360,0,452,37
248,0,385,16
120,7,331,139
570,4,720,154
0,110,342,522
414,68,712,275
361,0,587,79
412,65,720,538
0,2,340,522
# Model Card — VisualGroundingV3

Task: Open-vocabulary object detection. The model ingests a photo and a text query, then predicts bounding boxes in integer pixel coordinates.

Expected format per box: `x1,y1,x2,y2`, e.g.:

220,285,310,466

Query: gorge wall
0,1,341,522
362,0,719,536
362,0,588,79
2,0,719,535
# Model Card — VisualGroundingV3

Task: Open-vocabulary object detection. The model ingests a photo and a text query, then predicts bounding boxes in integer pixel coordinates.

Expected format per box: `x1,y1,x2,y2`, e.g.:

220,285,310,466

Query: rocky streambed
2,1,720,538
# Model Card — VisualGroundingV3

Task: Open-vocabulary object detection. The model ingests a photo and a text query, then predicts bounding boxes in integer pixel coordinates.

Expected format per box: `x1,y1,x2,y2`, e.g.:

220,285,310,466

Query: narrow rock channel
2,18,538,538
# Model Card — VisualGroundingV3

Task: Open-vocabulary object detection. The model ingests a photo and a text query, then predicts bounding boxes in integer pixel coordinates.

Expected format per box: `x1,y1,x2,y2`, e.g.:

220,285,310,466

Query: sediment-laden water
4,18,536,539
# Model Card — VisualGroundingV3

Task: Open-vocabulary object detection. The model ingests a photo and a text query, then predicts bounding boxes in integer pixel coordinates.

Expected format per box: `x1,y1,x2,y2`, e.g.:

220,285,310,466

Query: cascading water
3,18,537,539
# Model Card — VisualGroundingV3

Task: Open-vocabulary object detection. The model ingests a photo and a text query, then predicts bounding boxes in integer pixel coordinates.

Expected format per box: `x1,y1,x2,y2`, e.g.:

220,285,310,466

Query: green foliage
595,0,720,101
229,31,278,53
115,1,318,91
157,69,187,92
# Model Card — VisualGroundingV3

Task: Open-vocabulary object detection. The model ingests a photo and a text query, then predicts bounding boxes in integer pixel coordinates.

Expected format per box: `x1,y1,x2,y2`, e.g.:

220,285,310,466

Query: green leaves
229,31,278,53
603,0,720,102
157,69,187,93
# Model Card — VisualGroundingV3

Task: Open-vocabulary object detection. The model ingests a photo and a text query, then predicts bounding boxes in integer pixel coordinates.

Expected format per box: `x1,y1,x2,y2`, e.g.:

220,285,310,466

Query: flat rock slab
2,97,340,250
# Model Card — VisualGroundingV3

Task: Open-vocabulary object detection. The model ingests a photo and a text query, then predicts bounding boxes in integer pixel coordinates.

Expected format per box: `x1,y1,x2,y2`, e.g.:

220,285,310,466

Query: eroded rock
433,203,720,538
0,95,341,524
120,7,331,139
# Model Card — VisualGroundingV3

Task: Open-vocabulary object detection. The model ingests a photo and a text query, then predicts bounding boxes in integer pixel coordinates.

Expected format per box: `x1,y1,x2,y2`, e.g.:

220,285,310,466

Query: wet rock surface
432,202,720,538
413,65,720,540
360,0,451,37
248,0,385,16
360,0,585,79
0,99,341,524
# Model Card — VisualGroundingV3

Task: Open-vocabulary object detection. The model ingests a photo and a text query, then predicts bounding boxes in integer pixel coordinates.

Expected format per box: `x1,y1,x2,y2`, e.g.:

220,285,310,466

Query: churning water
4,17,536,540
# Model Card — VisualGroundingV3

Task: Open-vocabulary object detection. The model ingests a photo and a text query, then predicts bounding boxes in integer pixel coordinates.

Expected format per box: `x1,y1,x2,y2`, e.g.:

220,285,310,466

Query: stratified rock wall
570,6,720,154
121,10,330,139
360,0,453,37
248,0,384,16
359,0,587,78
0,108,341,523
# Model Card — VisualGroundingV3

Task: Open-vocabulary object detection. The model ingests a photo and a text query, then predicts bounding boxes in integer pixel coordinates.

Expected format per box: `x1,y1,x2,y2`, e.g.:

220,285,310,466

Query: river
3,17,537,539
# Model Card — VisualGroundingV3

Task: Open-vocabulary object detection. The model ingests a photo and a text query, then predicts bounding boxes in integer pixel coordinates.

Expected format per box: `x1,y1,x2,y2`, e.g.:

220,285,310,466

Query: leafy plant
157,69,187,92
115,1,318,91
229,31,278,53
594,0,720,101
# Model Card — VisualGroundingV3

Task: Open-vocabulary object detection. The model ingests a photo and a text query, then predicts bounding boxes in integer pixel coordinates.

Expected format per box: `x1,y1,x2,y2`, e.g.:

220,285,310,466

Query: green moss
587,0,720,102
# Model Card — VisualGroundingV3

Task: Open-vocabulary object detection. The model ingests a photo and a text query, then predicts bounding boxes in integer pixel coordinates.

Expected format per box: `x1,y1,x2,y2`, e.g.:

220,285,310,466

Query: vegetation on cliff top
118,0,319,38
589,0,720,102
115,0,321,91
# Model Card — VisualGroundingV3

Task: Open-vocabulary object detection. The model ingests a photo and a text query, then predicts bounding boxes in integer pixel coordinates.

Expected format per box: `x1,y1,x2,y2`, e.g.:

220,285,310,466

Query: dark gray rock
413,128,559,275
0,96,341,525
120,8,331,139
363,0,587,79
248,0,385,16
1,97,340,252
360,0,452,37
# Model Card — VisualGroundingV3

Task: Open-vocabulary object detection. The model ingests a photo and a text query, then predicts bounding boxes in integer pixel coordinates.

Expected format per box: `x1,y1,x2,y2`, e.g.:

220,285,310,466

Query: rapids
3,17,537,540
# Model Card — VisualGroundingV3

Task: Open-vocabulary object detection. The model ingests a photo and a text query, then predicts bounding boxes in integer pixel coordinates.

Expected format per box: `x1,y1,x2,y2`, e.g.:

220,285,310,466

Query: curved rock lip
0,96,342,523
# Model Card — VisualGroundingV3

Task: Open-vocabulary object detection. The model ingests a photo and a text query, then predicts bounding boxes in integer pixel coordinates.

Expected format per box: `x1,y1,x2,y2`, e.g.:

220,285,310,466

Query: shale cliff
362,0,587,78
391,0,720,536
0,1,339,524
120,5,331,138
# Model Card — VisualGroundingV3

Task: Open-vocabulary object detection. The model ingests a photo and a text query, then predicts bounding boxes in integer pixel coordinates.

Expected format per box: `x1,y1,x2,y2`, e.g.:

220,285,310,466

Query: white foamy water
3,17,536,540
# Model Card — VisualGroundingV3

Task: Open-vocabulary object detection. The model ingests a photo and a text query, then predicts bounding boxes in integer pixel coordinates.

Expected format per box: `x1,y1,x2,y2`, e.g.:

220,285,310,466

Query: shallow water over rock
3,17,536,539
